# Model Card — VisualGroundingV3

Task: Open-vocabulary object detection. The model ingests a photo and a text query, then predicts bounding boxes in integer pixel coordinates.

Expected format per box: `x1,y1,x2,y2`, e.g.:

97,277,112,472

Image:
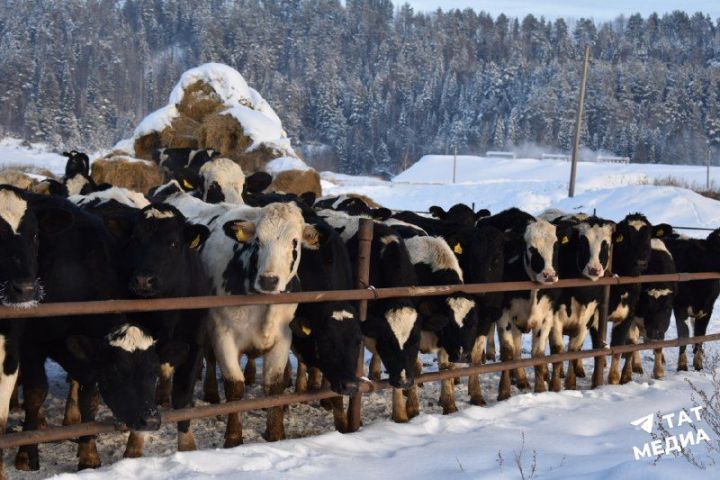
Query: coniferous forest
1,0,719,174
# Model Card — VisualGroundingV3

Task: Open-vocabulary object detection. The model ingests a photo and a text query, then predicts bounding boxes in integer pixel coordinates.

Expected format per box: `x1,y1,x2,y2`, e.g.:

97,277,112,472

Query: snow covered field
2,145,720,478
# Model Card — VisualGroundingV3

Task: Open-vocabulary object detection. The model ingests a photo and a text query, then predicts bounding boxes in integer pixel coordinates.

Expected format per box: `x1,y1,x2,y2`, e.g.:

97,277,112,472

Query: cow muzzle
536,270,558,284
130,275,159,297
3,279,39,305
584,265,603,280
256,274,280,293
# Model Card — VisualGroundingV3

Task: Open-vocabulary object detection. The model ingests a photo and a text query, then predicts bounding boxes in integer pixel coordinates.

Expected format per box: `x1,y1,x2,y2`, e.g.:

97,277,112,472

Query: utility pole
569,45,591,198
706,148,711,191
452,146,458,184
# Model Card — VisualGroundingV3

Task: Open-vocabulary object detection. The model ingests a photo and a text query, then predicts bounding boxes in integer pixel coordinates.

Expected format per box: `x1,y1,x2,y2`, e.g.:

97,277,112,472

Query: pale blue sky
401,1,720,19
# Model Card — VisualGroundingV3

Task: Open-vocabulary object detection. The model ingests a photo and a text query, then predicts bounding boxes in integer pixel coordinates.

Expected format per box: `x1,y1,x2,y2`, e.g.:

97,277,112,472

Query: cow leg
531,318,553,394
123,431,145,458
214,341,245,448
155,363,173,408
309,367,323,391
0,361,18,480
497,315,514,401
262,335,292,442
675,309,690,371
629,324,643,374
468,335,486,406
548,321,564,392
620,325,639,384
608,353,622,385
693,312,710,371
295,361,308,393
406,384,420,419
438,349,457,415
653,348,665,379
608,319,631,385
173,342,203,452
283,360,293,389
486,323,497,362
512,325,530,390
244,357,257,386
369,353,382,381
9,383,20,412
76,383,101,470
319,377,333,411
590,324,604,389
15,351,47,472
63,378,81,426
329,396,348,433
202,351,220,404
391,388,409,423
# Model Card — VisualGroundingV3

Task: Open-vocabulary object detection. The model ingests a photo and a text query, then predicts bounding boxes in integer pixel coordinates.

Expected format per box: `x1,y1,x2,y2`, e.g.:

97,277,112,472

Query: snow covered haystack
263,156,322,197
91,153,163,194
113,63,297,173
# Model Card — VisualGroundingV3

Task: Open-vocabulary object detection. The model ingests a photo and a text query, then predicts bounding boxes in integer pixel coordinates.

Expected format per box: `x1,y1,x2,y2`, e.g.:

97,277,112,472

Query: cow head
199,158,245,204
0,188,43,306
523,219,559,284
63,150,90,178
126,204,209,298
613,213,652,276
574,218,615,280
67,324,189,431
223,202,315,294
429,203,485,227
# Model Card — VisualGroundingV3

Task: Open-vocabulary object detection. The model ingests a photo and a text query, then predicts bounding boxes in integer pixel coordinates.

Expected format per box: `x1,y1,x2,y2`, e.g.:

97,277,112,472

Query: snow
4,145,720,479
264,156,311,175
0,137,67,176
222,106,294,156
132,105,178,139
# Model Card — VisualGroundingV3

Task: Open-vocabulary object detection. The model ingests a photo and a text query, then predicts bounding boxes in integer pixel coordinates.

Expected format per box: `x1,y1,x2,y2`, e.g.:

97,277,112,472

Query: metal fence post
347,218,374,432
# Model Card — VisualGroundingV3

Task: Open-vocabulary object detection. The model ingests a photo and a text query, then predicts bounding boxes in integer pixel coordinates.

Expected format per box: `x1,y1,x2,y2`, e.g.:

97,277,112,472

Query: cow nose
540,271,558,284
258,275,279,292
587,266,602,278
131,275,157,294
7,280,37,302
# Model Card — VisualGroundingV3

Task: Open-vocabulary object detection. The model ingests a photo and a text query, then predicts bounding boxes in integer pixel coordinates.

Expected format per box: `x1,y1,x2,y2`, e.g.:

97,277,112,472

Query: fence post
347,218,374,432
592,242,612,388
569,45,591,198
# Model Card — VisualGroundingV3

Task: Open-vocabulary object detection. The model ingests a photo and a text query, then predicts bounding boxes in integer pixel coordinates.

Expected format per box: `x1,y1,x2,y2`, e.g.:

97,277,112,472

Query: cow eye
170,241,178,249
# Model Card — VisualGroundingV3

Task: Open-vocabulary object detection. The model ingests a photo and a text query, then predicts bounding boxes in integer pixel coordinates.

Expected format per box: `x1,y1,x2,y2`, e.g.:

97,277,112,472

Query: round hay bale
159,115,201,149
134,132,162,160
176,81,226,122
0,170,38,190
198,112,253,158
346,193,381,209
91,157,163,194
268,169,322,198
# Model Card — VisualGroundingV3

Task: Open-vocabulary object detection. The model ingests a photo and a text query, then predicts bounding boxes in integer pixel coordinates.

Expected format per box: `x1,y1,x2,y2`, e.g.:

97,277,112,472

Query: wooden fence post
347,218,374,432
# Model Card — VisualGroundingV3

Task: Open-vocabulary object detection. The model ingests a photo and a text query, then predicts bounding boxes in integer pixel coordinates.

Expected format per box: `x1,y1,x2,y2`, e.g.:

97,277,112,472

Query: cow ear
185,223,210,249
244,172,273,195
158,340,189,366
653,224,672,238
175,168,201,192
476,209,491,220
429,206,446,219
302,224,321,249
62,151,71,158
36,207,75,236
371,208,392,221
67,335,99,362
299,192,316,207
223,220,256,243
290,317,313,337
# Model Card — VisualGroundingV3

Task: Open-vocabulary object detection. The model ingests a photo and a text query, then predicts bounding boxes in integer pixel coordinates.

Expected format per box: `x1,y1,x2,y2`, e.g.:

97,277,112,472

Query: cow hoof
14,451,39,471
550,378,562,392
203,392,220,404
178,432,197,452
224,436,243,448
633,365,644,374
693,357,704,371
262,430,286,442
620,373,633,385
497,390,511,401
516,379,530,390
653,371,665,380
441,403,458,415
470,395,486,407
78,459,101,471
392,414,409,423
677,364,688,372
123,448,143,459
534,381,547,394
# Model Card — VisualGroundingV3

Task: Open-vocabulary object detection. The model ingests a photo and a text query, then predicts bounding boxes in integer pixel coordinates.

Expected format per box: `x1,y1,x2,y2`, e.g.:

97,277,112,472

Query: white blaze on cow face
628,219,648,231
200,158,245,204
107,324,155,352
577,222,614,280
385,307,417,349
254,203,305,293
524,219,559,284
647,288,673,298
0,189,28,235
144,208,175,220
331,310,355,321
446,297,475,327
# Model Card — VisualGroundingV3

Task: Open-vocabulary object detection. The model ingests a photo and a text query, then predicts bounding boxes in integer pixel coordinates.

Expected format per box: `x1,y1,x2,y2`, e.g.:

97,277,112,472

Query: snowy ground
2,146,720,478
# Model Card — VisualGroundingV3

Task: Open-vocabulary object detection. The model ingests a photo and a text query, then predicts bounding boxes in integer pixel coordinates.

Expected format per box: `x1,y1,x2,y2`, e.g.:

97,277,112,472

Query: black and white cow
602,213,653,384
166,192,317,445
318,209,421,423
3,188,173,472
549,215,615,390
198,157,245,204
153,147,219,180
61,150,105,196
476,208,566,399
654,225,719,372
315,194,391,219
428,203,490,227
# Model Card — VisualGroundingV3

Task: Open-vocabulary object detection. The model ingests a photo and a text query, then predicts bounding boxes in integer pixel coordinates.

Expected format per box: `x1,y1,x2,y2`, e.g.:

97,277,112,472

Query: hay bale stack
268,169,322,198
176,81,226,122
91,156,163,194
159,116,201,150
0,170,38,190
133,131,162,160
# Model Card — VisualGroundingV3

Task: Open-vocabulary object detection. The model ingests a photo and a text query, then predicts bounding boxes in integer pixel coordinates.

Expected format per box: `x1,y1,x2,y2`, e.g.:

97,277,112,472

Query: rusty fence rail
1,219,720,452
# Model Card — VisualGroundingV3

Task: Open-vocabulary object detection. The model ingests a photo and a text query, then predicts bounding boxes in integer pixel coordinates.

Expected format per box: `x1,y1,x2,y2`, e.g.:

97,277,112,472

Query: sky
402,1,720,20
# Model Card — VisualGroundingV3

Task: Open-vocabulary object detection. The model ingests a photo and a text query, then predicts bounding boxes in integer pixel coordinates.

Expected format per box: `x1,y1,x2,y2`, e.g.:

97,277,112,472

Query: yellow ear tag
182,179,194,190
656,228,664,238
616,234,624,243
301,325,312,336
189,235,201,249
235,227,250,243
561,236,569,245
453,243,463,255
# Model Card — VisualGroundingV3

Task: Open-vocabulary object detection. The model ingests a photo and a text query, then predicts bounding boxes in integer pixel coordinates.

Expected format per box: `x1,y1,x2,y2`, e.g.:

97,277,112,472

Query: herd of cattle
0,147,718,474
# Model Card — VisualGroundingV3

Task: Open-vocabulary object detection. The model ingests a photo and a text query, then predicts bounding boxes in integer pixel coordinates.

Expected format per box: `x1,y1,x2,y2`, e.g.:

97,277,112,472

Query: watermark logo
630,406,711,460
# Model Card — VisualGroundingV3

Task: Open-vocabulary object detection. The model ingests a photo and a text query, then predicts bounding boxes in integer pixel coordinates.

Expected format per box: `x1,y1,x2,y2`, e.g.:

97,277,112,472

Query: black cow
62,150,90,178
5,188,174,472
428,203,490,227
153,147,219,180
655,225,720,372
